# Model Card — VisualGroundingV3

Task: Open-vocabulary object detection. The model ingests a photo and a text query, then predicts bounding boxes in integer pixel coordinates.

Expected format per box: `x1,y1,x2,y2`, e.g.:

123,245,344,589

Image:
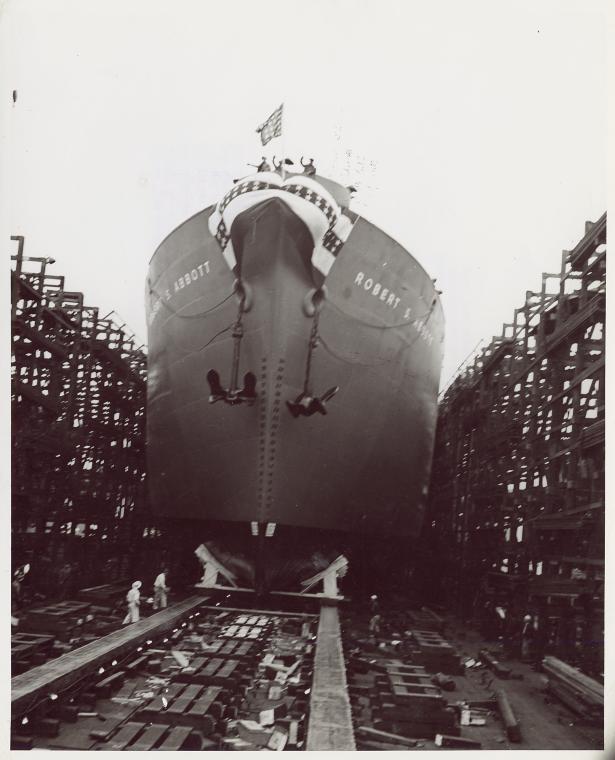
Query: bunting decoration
208,173,354,278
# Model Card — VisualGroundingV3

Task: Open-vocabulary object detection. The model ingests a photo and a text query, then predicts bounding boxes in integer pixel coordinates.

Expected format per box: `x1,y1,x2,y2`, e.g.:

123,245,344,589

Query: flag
256,104,283,146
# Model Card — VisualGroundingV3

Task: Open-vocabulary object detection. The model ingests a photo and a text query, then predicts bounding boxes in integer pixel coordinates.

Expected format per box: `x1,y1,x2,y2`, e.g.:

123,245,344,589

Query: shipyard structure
10,212,605,752
11,236,160,594
422,214,606,680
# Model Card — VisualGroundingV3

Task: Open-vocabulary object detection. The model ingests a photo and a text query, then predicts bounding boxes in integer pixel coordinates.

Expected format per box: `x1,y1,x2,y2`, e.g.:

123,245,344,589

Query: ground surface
343,605,604,752
12,593,606,752
441,616,603,751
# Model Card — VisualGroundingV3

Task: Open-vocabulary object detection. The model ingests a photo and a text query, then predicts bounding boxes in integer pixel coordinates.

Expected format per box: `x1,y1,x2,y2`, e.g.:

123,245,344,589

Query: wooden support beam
356,725,418,748
306,606,355,751
435,733,482,749
495,688,521,742
479,649,511,679
12,596,205,717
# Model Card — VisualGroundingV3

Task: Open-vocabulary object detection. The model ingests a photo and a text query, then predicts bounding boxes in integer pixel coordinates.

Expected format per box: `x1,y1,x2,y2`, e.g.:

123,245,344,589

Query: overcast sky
1,0,607,386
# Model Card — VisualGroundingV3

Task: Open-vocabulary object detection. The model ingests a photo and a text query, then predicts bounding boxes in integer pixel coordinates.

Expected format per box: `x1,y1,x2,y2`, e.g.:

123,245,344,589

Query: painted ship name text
149,259,212,324
353,270,435,346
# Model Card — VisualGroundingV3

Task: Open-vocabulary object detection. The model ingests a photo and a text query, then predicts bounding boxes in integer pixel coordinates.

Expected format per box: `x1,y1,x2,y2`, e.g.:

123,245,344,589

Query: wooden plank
139,683,186,717
124,655,149,673
202,657,224,676
201,640,223,654
389,684,442,699
479,648,511,679
436,733,481,749
106,722,145,751
157,725,196,751
94,670,125,698
12,596,204,716
378,699,448,722
186,685,223,719
542,656,603,702
125,723,169,751
306,606,355,751
356,725,418,748
213,658,240,685
198,604,316,619
166,683,203,715
387,679,436,693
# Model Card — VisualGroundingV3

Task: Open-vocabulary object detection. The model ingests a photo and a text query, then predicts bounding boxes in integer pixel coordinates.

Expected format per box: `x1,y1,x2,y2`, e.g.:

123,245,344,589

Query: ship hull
146,178,444,587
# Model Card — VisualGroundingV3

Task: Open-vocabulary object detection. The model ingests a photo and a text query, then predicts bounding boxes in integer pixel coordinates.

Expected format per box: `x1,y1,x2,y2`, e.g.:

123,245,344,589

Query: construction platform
11,594,326,750
10,591,605,751
343,601,604,751
12,596,205,717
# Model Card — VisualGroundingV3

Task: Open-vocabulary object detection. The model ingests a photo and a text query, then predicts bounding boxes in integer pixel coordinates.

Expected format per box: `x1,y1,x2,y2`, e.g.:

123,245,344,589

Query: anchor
287,289,339,418
207,281,257,406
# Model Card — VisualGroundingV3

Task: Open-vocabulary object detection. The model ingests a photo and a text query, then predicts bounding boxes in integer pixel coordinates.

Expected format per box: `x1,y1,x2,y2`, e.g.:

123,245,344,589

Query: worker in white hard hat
123,581,142,624
153,568,169,610
521,613,534,661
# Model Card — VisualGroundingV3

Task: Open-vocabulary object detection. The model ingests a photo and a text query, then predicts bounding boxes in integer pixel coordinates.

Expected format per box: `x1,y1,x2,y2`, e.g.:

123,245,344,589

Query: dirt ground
438,615,604,751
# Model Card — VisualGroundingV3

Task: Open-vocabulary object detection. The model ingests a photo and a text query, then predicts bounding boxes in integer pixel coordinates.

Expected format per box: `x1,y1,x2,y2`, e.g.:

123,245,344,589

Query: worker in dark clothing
153,568,170,610
369,613,382,638
58,562,73,599
256,156,271,172
246,157,272,173
273,156,294,174
12,564,30,612
521,614,533,661
12,577,22,613
300,157,316,176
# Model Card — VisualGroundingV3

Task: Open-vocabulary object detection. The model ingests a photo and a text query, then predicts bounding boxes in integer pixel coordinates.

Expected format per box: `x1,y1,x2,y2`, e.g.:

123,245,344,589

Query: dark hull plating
146,178,444,585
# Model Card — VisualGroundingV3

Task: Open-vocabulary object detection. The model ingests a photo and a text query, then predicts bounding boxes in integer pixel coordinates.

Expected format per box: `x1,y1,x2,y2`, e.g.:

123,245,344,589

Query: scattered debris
170,649,190,668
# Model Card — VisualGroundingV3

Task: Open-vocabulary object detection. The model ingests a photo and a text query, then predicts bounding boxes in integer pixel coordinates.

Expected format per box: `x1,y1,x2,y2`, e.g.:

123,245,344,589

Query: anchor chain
206,282,256,406
287,291,339,418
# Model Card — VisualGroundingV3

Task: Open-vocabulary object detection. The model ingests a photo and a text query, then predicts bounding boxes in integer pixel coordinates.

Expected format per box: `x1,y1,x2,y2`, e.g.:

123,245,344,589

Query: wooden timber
11,596,204,717
306,605,355,750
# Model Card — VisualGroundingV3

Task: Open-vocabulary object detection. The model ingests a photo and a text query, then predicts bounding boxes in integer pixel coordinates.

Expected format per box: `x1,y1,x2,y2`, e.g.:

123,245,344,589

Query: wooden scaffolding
11,236,160,597
425,214,605,676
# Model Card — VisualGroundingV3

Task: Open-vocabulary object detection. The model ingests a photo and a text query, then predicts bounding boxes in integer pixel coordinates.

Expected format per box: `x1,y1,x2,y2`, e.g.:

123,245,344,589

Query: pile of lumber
542,656,603,725
76,582,128,606
347,655,459,739
408,608,446,634
19,599,124,643
11,633,56,674
11,605,318,751
138,609,315,751
20,601,91,637
408,630,464,675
